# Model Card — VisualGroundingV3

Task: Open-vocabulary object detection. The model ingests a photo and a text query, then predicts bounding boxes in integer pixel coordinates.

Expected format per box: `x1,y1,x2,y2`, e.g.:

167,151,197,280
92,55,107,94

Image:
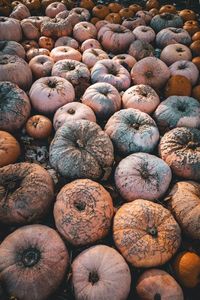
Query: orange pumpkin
80,0,95,10
105,13,121,24
190,40,200,56
25,115,52,139
159,4,176,14
90,17,101,25
179,9,197,22
192,56,200,71
92,5,109,19
119,8,133,19
192,84,200,101
0,131,20,167
183,20,200,36
164,75,192,97
145,0,160,10
129,4,142,14
173,251,200,288
108,2,123,13
192,31,200,41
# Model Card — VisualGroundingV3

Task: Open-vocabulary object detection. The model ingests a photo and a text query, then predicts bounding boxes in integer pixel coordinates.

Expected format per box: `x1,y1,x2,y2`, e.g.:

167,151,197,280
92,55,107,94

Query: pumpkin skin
80,0,95,11
105,108,160,155
38,36,54,51
169,60,199,86
97,24,135,54
0,55,32,91
82,48,108,69
50,46,82,62
0,131,20,167
113,199,181,267
135,10,153,24
119,8,134,19
114,152,172,202
179,9,197,22
164,75,192,97
128,39,154,61
105,13,122,24
55,36,79,49
130,57,170,91
192,56,200,71
122,17,146,31
190,40,200,56
45,2,66,18
112,54,136,71
9,3,30,20
49,119,114,180
0,40,25,59
29,76,75,114
154,96,200,134
73,21,97,43
29,55,54,79
72,245,131,300
92,5,109,19
56,9,69,19
165,181,200,240
160,43,192,66
150,13,183,33
25,115,52,139
133,25,156,43
122,84,160,114
0,224,69,300
156,27,191,49
136,269,184,300
159,127,200,181
53,102,96,131
81,82,121,120
91,59,131,92
80,38,102,52
108,2,122,13
192,84,200,101
26,48,50,62
192,31,200,41
159,4,176,14
54,179,114,246
0,162,54,224
0,81,31,132
146,0,160,10
173,251,200,288
95,19,109,31
41,17,72,39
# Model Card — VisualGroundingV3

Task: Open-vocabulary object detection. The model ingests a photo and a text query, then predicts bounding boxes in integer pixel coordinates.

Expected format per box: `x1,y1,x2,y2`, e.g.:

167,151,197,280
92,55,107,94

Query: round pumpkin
29,55,54,79
80,0,95,10
190,40,200,56
113,199,181,267
192,84,200,101
192,31,200,41
38,36,54,51
92,5,109,19
0,131,20,167
179,9,197,22
26,48,50,62
105,13,122,24
50,46,82,62
156,27,191,49
136,269,184,300
128,39,154,61
192,56,200,71
150,13,183,33
80,38,102,52
49,119,114,180
25,115,52,139
119,8,134,19
55,36,79,49
173,251,200,288
72,245,131,300
82,48,108,69
159,4,176,14
169,60,199,86
54,179,114,246
108,2,122,13
0,40,25,59
159,127,200,181
73,21,97,43
165,181,200,240
160,43,192,66
0,17,22,41
112,54,136,71
183,20,199,36
0,224,69,300
164,75,192,97
145,0,160,10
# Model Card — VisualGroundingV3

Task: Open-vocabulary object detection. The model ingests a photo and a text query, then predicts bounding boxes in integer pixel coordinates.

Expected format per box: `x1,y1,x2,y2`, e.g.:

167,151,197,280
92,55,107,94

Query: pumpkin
0,131,20,167
192,31,200,41
129,4,142,14
38,36,54,51
55,36,79,49
9,3,30,20
53,102,96,131
119,8,134,19
72,245,131,300
190,40,200,56
90,16,100,25
0,81,31,132
41,0,55,9
122,16,146,30
192,56,200,71
95,19,109,31
179,9,197,22
150,13,183,33
159,127,200,181
105,13,122,24
92,5,110,19
133,25,155,43
145,0,160,10
29,54,54,79
159,4,176,14
41,17,72,38
82,48,108,69
69,7,91,22
128,39,154,61
173,251,200,288
136,269,184,300
54,179,114,246
82,82,121,120
0,54,32,91
56,9,69,18
49,119,114,180
80,0,95,11
135,10,152,25
45,1,66,18
0,40,25,59
0,224,69,300
169,60,199,86
130,57,170,91
91,59,131,92
97,23,135,54
160,43,192,66
80,38,102,52
183,20,200,36
22,39,38,52
112,54,136,71
122,84,160,114
156,27,191,49
21,19,40,40
108,2,122,13
0,16,22,41
114,152,172,202
25,115,52,139
192,84,200,101
113,199,181,267
0,162,54,224
164,75,192,97
73,21,97,43
21,0,41,11
154,96,200,134
26,47,50,62
50,46,82,62
29,76,75,114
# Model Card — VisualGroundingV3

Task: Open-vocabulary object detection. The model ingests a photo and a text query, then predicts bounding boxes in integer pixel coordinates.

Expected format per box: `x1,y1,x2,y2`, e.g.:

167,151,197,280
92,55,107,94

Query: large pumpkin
169,60,199,86
0,224,69,300
54,179,114,246
114,152,172,202
165,181,200,240
0,17,22,41
49,119,114,180
160,43,192,66
72,245,131,300
150,13,183,33
113,199,181,267
0,131,20,167
0,40,25,59
156,27,191,49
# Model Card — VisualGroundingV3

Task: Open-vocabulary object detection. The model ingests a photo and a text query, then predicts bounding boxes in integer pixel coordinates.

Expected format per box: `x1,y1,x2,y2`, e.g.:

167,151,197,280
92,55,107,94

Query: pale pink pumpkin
55,36,79,49
0,17,22,42
122,17,146,31
169,60,199,85
160,43,192,66
69,7,91,22
82,48,109,68
9,3,30,20
50,46,82,62
73,21,97,43
133,25,156,43
21,19,40,40
80,38,102,52
29,55,54,79
45,2,66,18
112,54,136,71
128,40,154,61
56,10,69,19
114,152,172,201
135,10,153,24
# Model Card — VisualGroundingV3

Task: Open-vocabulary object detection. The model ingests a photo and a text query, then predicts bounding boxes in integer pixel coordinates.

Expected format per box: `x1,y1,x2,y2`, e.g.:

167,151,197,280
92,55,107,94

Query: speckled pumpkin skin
159,127,200,181
113,199,181,267
165,181,200,240
154,96,200,134
114,152,172,202
0,163,54,225
54,179,114,246
49,119,114,180
104,108,160,155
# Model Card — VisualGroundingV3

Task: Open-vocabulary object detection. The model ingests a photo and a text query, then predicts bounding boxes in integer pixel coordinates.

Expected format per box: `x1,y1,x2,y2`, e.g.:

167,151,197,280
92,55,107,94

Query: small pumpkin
82,47,108,68
105,13,122,24
119,8,134,19
173,251,200,288
38,36,54,51
192,31,200,41
92,5,109,19
45,1,66,18
164,75,192,97
192,56,200,71
128,40,154,61
55,36,79,49
192,84,200,101
160,43,192,66
145,0,160,10
129,4,142,14
29,55,54,79
179,9,197,22
112,54,136,71
190,40,200,56
183,20,200,36
80,39,102,52
25,115,52,139
80,0,95,11
159,4,176,14
108,2,122,13
0,131,20,167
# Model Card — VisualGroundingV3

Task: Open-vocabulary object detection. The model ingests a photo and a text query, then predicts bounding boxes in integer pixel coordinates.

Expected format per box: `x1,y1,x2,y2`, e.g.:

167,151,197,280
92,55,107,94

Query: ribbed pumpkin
156,27,191,49
0,131,20,167
150,13,183,33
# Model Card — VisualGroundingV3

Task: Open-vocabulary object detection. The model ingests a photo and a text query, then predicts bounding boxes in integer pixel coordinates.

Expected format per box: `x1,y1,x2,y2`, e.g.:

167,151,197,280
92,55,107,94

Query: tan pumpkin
0,163,54,224
173,251,200,288
25,115,52,139
72,245,131,300
113,199,181,267
164,75,192,97
179,9,197,22
192,84,200,101
54,179,114,246
136,269,184,300
38,36,54,51
159,4,176,14
108,2,123,13
92,5,109,19
29,55,54,79
165,181,200,240
0,131,20,167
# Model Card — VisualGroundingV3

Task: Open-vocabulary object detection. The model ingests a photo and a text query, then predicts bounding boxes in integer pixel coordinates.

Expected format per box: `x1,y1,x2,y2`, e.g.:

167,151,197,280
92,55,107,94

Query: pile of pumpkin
0,0,200,299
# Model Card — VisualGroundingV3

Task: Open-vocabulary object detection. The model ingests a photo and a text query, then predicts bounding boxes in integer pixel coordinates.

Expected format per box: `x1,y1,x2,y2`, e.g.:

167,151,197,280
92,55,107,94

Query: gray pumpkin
150,13,183,33
156,27,191,49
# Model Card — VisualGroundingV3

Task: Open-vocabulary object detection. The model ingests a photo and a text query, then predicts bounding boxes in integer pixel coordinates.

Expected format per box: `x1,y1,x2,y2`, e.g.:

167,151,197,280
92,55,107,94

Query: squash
156,27,191,49
164,75,192,97
25,115,52,139
150,13,183,33
0,131,20,167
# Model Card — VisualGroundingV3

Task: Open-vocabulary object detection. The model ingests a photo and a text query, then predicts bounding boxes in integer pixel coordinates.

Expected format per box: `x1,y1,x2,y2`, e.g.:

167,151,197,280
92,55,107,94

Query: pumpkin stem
21,248,41,268
76,139,84,148
74,200,86,211
47,80,57,89
145,70,153,78
154,293,161,300
67,108,75,114
88,271,99,285
147,226,158,237
176,48,184,53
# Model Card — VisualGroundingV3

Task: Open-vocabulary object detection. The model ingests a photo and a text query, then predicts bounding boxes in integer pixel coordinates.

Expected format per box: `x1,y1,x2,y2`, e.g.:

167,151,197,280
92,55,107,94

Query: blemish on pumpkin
67,108,75,114
74,200,86,211
88,271,99,285
21,248,41,268
147,226,158,237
